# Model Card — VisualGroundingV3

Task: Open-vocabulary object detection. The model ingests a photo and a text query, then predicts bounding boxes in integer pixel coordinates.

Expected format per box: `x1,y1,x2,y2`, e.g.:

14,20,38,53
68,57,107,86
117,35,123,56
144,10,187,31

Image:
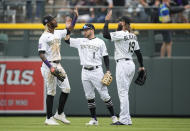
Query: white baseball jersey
69,37,108,66
110,30,140,60
38,30,67,61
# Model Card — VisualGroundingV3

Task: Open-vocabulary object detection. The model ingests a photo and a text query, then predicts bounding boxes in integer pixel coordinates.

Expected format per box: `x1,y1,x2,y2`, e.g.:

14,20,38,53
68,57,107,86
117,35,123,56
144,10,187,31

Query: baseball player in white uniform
38,9,78,125
103,10,145,125
64,23,118,125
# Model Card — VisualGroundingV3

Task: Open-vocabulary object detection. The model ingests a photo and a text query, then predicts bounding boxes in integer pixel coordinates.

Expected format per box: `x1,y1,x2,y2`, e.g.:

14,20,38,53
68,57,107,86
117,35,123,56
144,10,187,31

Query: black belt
49,60,60,64
116,58,130,63
83,66,99,71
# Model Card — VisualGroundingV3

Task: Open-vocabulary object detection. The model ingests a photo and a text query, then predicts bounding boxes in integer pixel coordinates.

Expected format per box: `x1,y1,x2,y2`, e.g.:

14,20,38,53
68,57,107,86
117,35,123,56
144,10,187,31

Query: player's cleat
45,117,59,125
111,116,118,124
54,112,71,124
85,118,98,126
128,120,132,125
111,121,125,125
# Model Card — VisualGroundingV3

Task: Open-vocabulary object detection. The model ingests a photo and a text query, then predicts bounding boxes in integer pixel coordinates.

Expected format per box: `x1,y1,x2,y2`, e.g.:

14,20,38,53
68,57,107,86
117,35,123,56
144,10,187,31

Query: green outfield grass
0,117,190,131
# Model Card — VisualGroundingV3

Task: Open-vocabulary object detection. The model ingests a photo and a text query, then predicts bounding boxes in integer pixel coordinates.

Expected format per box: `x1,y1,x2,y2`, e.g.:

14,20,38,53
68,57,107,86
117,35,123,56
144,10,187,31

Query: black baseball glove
135,69,147,86
51,67,66,82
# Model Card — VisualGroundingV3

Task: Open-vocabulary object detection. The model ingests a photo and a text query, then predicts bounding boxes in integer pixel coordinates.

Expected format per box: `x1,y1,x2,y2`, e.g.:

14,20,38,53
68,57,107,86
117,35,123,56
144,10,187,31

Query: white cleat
54,112,71,124
45,117,59,125
111,116,118,124
86,118,98,126
128,120,132,125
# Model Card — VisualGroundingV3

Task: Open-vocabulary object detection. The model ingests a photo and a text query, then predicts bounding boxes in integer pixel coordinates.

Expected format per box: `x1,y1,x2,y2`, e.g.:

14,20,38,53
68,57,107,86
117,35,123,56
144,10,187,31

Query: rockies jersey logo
80,45,99,52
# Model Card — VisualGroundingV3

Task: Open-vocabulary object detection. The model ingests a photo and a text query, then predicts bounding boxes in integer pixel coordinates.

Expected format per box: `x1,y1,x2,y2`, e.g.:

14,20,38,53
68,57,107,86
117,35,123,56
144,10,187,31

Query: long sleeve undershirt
103,55,110,71
134,50,143,67
103,20,111,40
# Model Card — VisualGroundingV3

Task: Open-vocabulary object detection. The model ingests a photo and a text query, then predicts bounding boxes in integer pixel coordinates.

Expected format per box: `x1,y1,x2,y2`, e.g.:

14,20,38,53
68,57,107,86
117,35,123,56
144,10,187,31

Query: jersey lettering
80,44,99,52
124,34,137,41
48,39,61,46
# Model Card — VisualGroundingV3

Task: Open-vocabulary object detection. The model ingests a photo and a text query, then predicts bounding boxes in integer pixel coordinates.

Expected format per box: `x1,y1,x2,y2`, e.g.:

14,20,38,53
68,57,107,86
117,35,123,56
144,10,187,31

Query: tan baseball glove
101,72,113,86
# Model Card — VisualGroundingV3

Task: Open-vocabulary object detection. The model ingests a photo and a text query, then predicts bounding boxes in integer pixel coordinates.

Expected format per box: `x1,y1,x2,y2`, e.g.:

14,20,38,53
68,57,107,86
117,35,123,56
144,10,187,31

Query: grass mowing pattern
0,117,190,131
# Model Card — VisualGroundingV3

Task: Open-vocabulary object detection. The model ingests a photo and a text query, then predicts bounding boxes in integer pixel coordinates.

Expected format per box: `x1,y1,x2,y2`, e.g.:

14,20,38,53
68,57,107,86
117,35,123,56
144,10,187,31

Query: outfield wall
52,57,190,116
1,57,190,116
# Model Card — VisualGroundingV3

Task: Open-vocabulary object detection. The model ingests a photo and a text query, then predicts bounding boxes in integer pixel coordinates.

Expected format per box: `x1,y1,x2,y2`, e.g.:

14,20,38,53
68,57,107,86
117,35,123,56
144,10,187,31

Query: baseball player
38,9,78,125
103,10,145,125
64,23,118,125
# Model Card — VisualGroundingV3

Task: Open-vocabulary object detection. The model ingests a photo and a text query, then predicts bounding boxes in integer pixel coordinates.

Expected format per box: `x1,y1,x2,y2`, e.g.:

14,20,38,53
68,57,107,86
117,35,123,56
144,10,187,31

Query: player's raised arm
103,9,112,40
64,8,79,44
66,8,79,31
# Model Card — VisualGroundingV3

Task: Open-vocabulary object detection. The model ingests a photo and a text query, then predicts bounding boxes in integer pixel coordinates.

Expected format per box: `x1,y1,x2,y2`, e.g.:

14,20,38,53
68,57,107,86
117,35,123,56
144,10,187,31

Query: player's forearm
66,11,78,31
103,55,110,71
39,51,52,68
103,20,111,40
71,12,78,27
134,50,144,67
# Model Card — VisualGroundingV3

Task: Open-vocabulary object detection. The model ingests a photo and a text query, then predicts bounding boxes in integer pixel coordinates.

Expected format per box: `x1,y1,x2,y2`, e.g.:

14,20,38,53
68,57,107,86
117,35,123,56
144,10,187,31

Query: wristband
71,15,77,27
44,60,52,68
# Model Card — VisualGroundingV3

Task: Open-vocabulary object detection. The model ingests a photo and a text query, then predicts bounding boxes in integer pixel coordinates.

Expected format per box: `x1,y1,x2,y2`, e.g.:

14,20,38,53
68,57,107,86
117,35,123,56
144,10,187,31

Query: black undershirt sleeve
103,20,111,40
134,50,144,67
66,28,71,35
65,38,70,45
103,55,110,71
38,50,45,55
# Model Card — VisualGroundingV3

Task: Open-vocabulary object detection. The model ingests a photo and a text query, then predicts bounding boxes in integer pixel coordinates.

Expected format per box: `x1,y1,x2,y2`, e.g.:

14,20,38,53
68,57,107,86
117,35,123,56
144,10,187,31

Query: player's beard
86,33,91,39
84,30,91,38
51,22,57,28
117,24,122,31
49,22,57,29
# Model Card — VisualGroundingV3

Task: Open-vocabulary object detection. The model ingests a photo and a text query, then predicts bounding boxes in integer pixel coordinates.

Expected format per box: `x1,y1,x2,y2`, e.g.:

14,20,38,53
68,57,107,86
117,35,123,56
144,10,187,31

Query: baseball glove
51,67,66,82
101,72,113,86
135,69,147,86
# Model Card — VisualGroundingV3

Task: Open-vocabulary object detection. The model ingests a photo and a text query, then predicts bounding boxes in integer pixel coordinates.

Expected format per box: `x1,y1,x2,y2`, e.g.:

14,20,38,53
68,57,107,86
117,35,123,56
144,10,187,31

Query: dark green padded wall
50,58,190,116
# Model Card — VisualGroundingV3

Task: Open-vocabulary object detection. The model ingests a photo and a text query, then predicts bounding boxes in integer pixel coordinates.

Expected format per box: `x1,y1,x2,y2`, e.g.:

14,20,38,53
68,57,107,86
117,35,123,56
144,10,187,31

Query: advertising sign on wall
0,60,45,113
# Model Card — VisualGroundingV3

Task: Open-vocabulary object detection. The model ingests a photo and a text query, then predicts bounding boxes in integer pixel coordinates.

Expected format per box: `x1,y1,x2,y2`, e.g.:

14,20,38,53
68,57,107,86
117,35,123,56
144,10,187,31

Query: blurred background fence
0,0,190,23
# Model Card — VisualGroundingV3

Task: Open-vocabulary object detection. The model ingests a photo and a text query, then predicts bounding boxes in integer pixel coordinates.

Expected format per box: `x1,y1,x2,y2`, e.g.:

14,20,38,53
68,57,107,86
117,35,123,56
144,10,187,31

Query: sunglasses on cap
81,24,95,31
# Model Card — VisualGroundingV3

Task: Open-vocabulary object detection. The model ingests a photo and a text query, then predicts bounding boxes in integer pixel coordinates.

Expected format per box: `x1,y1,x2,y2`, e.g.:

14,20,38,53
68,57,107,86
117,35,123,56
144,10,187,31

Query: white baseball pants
81,66,111,101
41,62,71,96
116,59,135,125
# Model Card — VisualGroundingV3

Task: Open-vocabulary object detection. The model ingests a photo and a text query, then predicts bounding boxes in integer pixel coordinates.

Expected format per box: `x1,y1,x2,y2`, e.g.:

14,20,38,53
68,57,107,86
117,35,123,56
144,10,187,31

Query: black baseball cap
81,23,95,31
119,16,131,25
42,15,56,25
